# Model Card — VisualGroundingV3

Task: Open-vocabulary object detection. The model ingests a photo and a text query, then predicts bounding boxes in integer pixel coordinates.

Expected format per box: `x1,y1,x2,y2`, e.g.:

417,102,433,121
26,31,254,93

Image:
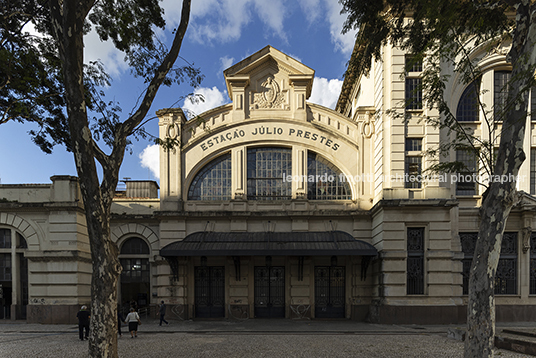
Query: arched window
307,152,352,200
456,80,480,122
188,154,232,200
120,237,150,254
247,147,292,200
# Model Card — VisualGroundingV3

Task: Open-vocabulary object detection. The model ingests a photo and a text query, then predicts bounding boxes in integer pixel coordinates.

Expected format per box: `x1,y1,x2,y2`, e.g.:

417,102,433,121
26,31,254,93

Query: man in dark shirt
158,301,168,326
76,305,90,340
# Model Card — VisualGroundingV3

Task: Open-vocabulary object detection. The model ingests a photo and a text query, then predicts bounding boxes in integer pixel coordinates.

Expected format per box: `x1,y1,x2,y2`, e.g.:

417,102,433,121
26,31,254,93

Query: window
0,253,11,281
531,87,536,121
0,229,11,249
307,152,352,200
457,80,480,122
460,232,477,295
494,71,511,121
407,227,425,295
188,154,232,200
456,150,477,195
531,148,536,195
247,147,292,200
405,138,422,189
495,232,517,295
530,233,536,294
405,56,423,110
120,258,150,283
120,238,150,255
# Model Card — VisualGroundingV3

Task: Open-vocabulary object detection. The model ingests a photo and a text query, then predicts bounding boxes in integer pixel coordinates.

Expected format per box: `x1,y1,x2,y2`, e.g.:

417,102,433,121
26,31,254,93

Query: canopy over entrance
160,231,377,257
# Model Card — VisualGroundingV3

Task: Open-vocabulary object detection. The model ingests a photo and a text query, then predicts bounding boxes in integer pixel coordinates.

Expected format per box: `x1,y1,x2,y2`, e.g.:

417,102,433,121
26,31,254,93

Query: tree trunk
464,3,536,356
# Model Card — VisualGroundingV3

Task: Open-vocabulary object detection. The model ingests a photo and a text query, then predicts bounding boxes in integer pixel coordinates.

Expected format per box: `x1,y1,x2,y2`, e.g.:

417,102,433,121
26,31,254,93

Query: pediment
223,46,315,102
517,191,536,210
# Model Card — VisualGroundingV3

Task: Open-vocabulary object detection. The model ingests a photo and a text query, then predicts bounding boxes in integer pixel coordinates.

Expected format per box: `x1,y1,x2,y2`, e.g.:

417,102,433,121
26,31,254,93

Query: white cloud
220,56,235,73
139,144,160,179
181,0,288,44
182,86,229,118
323,0,356,55
84,30,127,76
298,0,322,24
309,77,343,109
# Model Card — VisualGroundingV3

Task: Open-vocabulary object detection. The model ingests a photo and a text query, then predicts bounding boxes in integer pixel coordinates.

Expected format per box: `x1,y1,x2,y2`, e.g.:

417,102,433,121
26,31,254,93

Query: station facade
2,43,536,324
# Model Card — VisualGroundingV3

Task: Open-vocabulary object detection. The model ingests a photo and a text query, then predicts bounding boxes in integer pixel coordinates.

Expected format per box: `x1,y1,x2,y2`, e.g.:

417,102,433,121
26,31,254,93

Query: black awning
160,231,377,257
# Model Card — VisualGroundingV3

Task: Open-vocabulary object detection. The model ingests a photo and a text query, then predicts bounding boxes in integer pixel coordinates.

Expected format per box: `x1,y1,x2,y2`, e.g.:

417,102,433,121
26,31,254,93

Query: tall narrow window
531,87,536,121
405,138,422,188
307,152,351,200
247,147,292,200
405,56,423,110
456,150,477,195
188,154,232,200
494,71,511,121
460,232,478,295
407,227,425,295
531,148,536,195
530,233,536,294
457,80,480,122
495,232,517,295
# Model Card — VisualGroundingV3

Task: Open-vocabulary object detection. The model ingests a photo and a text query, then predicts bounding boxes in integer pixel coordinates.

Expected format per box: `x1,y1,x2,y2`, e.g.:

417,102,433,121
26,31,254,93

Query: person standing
76,305,90,341
158,301,169,326
117,307,126,337
125,308,141,338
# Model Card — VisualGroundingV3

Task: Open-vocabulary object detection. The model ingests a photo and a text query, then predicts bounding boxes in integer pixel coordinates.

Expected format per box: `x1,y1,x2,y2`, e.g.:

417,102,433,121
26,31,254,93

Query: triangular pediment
224,46,315,102
517,191,536,210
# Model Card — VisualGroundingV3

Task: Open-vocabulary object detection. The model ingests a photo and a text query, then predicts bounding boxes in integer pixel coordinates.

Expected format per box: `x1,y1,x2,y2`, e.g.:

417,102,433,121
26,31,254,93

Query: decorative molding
251,76,287,110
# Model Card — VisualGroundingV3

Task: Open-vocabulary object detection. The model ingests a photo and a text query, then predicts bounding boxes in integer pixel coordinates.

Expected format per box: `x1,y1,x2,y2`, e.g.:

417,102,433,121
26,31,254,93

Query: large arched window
307,152,352,200
456,80,480,122
188,154,232,200
247,147,292,200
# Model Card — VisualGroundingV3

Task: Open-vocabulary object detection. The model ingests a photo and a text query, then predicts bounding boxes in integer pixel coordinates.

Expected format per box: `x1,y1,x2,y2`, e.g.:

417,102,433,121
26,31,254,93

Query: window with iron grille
530,233,536,294
247,147,292,200
460,232,478,295
307,152,351,200
188,154,232,200
495,232,517,295
494,71,511,121
405,156,422,188
456,150,477,195
407,227,425,295
531,148,536,195
457,80,480,122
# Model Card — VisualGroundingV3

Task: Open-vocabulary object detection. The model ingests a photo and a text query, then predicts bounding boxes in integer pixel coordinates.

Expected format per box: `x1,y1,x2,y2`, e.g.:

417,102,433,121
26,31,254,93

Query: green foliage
1,0,202,155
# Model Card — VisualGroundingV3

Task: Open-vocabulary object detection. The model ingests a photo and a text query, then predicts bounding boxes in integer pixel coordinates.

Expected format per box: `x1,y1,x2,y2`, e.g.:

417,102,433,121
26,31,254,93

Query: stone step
495,329,536,356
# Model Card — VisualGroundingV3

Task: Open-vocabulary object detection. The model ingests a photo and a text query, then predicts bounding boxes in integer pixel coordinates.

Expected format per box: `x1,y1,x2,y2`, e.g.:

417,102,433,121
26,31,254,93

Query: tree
339,1,536,357
1,0,201,357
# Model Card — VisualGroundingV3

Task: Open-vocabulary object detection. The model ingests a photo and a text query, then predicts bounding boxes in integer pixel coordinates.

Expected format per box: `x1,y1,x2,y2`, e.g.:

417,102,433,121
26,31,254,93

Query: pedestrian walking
76,305,90,341
125,307,141,338
158,301,169,326
118,307,126,337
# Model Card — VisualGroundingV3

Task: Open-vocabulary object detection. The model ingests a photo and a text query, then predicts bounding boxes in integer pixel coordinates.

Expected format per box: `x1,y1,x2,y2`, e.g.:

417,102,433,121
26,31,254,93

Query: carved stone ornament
361,114,375,139
252,76,286,109
167,123,178,139
522,226,532,254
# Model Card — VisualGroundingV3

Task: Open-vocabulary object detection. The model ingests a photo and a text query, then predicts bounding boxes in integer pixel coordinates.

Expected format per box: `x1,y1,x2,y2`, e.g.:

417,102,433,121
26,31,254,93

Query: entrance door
194,266,225,318
315,266,345,318
254,266,285,318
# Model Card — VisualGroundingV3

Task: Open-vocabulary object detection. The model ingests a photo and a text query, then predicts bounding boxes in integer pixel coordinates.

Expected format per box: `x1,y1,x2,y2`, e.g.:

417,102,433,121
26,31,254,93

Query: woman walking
125,308,141,338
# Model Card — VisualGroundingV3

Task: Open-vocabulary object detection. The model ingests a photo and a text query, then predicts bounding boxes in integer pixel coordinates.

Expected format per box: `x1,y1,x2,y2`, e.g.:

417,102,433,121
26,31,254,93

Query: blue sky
0,0,355,185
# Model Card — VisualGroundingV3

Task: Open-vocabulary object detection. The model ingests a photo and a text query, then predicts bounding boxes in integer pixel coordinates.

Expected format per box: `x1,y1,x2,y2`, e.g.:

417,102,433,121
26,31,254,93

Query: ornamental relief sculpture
251,76,287,110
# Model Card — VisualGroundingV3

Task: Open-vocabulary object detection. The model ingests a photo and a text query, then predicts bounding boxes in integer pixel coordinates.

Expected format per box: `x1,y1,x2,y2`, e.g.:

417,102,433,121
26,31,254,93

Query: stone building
1,42,535,324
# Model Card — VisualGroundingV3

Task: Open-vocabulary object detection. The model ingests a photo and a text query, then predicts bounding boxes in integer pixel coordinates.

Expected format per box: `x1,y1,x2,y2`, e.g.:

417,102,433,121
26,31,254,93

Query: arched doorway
119,237,150,310
0,229,28,319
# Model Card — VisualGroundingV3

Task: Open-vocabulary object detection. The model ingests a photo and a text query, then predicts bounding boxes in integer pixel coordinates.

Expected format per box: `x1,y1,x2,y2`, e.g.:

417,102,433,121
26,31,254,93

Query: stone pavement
0,318,534,357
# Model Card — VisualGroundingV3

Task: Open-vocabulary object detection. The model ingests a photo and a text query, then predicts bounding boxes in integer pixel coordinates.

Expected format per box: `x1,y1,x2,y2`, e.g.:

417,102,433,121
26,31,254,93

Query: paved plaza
0,319,533,357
